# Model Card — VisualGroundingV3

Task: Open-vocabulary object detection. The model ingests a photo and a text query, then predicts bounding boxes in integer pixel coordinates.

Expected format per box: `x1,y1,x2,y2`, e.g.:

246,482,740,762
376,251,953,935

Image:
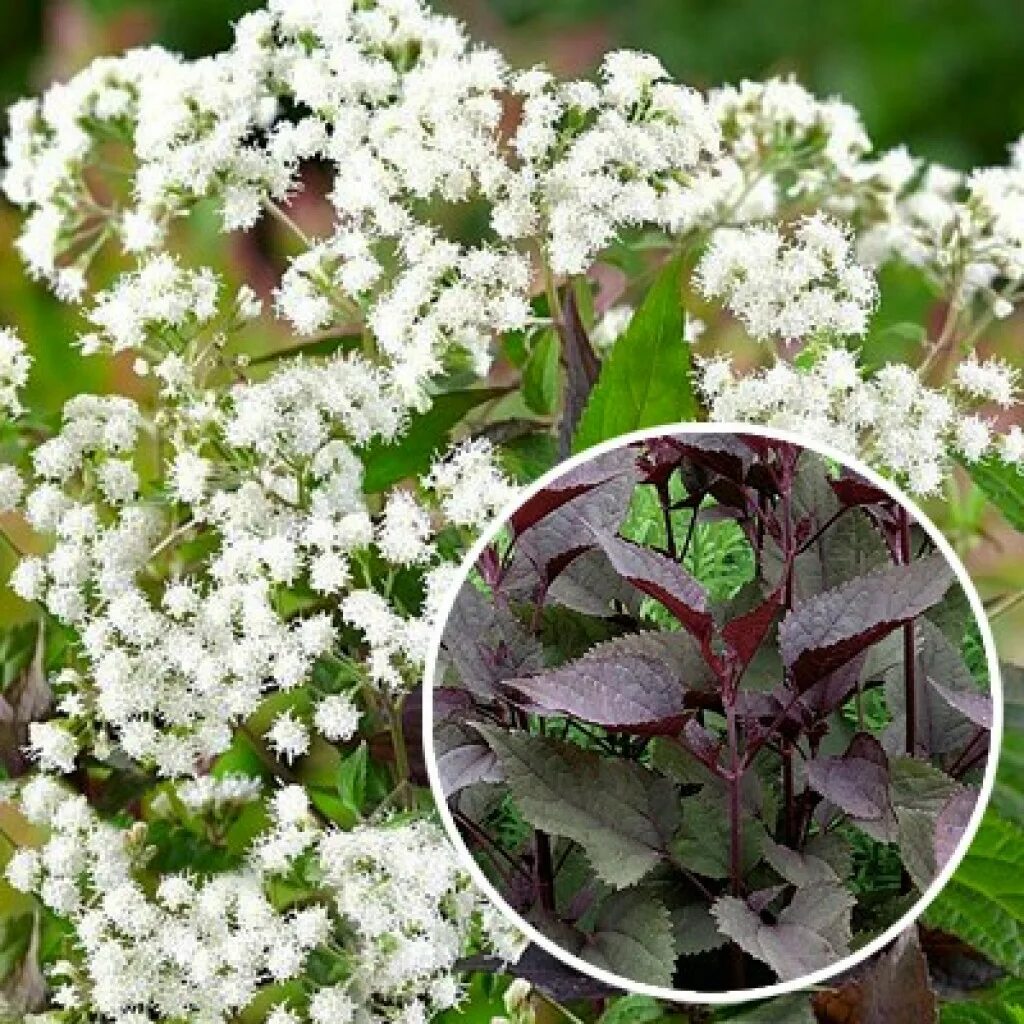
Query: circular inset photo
423,426,1001,1002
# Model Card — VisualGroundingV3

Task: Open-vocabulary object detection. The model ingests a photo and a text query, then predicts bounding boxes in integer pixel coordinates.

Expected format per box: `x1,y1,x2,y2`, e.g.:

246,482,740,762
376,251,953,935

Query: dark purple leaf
928,680,993,730
457,945,619,999
588,527,716,655
712,881,854,981
509,447,638,537
859,928,938,1024
475,726,677,886
436,729,504,797
830,475,893,508
679,718,723,770
807,733,891,821
674,433,755,483
935,788,977,870
545,548,642,618
557,289,601,458
723,585,784,677
441,583,543,697
779,554,954,691
500,476,634,599
501,653,689,733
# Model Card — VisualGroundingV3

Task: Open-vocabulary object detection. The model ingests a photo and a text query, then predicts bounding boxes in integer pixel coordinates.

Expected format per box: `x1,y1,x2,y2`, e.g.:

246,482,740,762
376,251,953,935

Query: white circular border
422,422,1003,1005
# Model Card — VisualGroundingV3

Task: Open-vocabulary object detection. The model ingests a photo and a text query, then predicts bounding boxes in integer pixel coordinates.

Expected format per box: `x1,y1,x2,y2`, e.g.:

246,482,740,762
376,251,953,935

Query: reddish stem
899,508,917,755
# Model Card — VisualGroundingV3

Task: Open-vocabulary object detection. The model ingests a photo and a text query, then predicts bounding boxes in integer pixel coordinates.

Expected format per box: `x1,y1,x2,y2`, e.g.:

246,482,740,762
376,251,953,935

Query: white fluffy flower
696,214,878,341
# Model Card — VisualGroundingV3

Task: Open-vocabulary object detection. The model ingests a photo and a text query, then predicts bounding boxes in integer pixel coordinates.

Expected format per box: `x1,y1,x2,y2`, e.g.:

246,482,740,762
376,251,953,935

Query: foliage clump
437,435,992,991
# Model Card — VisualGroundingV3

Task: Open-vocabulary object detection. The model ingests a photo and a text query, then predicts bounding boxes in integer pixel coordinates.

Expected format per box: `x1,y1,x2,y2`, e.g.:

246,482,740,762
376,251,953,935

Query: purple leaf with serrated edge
437,740,504,797
935,788,977,870
680,718,723,769
509,447,638,537
807,733,891,821
712,881,854,981
674,433,754,482
830,475,892,508
799,652,868,718
722,584,784,675
587,527,716,653
928,679,993,729
779,553,954,691
500,475,634,599
500,653,689,733
441,583,542,697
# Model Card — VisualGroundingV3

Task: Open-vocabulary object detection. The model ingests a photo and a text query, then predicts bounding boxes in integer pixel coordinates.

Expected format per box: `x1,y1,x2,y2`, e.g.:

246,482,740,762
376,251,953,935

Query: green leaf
572,257,694,452
249,332,361,366
475,726,677,887
925,811,1024,973
522,330,560,415
598,994,666,1024
673,790,767,880
582,887,677,987
962,455,1024,532
716,994,816,1023
336,741,368,817
360,387,508,493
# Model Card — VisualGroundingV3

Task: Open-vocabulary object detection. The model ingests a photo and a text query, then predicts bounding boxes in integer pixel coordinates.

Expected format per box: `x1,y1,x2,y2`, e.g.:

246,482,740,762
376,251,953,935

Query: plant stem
657,481,677,558
726,703,743,898
899,508,917,755
388,696,413,810
782,740,795,845
534,830,556,912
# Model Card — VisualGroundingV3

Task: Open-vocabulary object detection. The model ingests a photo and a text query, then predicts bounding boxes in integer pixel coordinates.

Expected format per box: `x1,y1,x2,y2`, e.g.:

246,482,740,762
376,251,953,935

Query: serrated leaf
597,994,666,1024
588,528,714,646
762,836,841,886
335,741,368,815
501,653,688,733
582,887,677,987
436,730,503,797
962,454,1024,531
925,812,1024,973
779,554,954,690
523,329,560,415
712,882,854,981
884,620,978,757
360,387,509,492
581,631,716,690
935,788,978,873
501,476,635,599
475,727,676,887
672,902,728,956
807,733,891,821
509,447,638,538
674,790,767,880
441,583,542,697
573,256,694,453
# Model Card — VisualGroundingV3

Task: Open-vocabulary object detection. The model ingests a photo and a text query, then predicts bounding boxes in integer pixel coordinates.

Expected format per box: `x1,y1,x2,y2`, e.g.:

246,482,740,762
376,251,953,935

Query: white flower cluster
0,326,31,419
857,139,1024,306
9,338,515,773
695,214,878,341
698,349,1020,495
6,778,523,1024
507,52,720,274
